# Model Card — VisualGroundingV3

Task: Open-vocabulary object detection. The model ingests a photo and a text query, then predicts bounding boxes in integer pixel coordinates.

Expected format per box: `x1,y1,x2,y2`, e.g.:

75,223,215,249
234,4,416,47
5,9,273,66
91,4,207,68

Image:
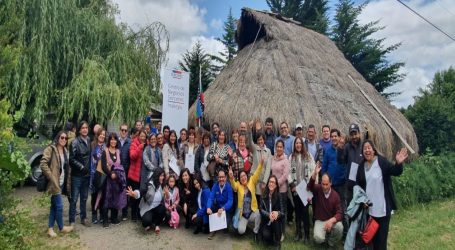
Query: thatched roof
188,8,418,159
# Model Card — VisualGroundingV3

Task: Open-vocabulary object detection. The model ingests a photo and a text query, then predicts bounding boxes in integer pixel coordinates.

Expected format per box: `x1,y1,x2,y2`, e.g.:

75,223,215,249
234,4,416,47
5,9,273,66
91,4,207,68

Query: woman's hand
395,148,409,165
111,172,117,180
192,214,197,221
228,166,234,179
126,186,136,198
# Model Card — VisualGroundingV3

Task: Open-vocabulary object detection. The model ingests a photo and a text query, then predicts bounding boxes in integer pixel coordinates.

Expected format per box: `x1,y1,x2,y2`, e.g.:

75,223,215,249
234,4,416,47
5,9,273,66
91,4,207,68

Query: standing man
119,124,132,221
322,129,347,232
152,121,162,135
304,124,323,164
319,125,332,153
211,122,220,142
294,123,305,140
135,120,143,131
239,121,248,135
69,121,92,227
163,125,171,143
264,117,276,155
275,121,295,157
308,164,344,248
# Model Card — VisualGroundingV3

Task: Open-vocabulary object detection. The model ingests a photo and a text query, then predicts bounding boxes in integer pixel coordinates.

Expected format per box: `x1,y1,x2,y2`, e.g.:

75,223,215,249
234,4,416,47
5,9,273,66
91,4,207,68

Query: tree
179,41,215,106
405,67,455,154
266,0,329,34
216,8,237,63
332,0,404,98
0,0,169,126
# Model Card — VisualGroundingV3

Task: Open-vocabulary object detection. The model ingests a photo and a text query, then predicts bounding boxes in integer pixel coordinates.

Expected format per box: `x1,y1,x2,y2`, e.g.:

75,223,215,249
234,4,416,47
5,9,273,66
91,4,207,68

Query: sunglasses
60,136,68,140
121,129,128,132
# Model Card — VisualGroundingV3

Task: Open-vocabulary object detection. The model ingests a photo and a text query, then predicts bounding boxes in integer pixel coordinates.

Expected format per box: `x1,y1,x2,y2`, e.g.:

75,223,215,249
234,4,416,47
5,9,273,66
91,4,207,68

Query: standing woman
288,137,316,242
355,140,408,250
90,127,106,224
229,134,253,181
101,133,127,228
181,130,199,168
126,168,166,235
128,129,147,221
179,168,196,228
142,134,163,191
195,132,212,186
248,128,272,203
206,130,230,182
270,139,289,240
41,131,73,237
260,175,284,249
163,130,184,178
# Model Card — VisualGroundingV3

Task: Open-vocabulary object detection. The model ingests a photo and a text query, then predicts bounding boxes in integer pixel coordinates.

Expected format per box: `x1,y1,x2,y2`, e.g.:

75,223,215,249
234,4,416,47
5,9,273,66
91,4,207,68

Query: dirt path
15,186,253,250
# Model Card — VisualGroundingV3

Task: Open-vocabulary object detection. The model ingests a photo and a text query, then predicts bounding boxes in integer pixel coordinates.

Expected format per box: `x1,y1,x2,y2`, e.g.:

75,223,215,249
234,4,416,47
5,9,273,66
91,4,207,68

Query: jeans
314,220,343,247
49,194,64,230
69,176,89,223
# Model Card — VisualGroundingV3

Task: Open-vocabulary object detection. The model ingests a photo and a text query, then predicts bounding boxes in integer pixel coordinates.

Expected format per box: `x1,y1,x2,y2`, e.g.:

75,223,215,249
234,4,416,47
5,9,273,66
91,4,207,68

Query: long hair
53,130,68,146
91,127,106,148
362,139,379,157
292,137,309,160
151,167,164,190
77,120,89,136
263,175,279,201
179,168,192,187
167,130,179,155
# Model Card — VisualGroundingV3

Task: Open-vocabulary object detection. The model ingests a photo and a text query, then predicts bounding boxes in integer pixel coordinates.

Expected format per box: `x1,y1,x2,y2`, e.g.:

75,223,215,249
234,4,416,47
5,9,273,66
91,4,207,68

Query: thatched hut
188,8,418,159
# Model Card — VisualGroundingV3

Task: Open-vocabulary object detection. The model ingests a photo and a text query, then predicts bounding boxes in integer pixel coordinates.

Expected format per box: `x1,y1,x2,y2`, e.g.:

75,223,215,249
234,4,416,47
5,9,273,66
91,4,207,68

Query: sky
112,0,455,108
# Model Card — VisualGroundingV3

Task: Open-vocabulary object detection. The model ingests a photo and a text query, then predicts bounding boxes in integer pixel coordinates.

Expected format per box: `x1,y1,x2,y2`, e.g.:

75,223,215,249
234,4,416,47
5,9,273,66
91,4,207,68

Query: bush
393,150,455,208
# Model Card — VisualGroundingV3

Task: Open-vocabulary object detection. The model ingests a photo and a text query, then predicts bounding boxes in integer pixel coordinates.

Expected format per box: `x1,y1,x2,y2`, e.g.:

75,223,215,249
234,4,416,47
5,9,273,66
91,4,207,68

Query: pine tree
266,0,329,34
217,8,237,63
179,41,215,106
332,0,404,98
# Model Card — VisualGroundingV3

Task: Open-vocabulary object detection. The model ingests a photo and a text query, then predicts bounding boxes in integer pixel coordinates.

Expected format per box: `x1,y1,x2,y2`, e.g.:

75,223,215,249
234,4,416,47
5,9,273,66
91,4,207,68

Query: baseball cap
295,123,303,130
349,123,360,133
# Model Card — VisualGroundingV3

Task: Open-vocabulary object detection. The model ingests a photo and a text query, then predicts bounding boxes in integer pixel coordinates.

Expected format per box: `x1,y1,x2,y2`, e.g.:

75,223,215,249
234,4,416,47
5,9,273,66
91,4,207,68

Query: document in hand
185,153,195,173
169,156,180,176
296,180,313,206
209,211,227,232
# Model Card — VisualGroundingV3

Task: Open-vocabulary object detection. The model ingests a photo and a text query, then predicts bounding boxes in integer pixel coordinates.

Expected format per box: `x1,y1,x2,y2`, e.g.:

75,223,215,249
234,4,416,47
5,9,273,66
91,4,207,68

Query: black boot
294,224,302,241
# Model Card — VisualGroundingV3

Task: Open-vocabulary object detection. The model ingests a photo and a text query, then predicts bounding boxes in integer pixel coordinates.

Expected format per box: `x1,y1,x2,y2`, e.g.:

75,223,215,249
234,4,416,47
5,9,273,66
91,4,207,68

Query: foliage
331,0,404,98
393,150,455,208
179,41,216,106
0,99,32,249
0,0,168,126
216,8,237,65
405,67,455,154
266,0,329,34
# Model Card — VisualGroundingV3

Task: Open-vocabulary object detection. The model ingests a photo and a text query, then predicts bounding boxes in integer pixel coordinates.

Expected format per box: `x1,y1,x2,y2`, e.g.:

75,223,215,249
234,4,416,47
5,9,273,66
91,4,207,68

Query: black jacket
260,191,285,222
119,137,131,173
69,136,91,177
194,144,208,175
356,155,403,214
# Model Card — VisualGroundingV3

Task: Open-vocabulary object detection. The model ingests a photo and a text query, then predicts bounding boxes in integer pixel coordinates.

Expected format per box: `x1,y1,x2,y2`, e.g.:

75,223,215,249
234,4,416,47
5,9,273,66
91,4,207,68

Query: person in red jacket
308,162,343,248
128,129,147,221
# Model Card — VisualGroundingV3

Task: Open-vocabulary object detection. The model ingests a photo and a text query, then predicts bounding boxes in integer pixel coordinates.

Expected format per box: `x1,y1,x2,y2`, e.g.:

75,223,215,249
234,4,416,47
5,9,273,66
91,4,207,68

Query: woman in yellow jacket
229,159,264,241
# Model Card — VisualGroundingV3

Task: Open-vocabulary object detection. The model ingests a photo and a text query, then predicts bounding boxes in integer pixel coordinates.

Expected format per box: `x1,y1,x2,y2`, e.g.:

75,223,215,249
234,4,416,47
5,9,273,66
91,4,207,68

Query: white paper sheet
348,162,359,181
209,211,227,232
169,156,180,176
296,180,313,206
185,153,195,173
201,162,210,181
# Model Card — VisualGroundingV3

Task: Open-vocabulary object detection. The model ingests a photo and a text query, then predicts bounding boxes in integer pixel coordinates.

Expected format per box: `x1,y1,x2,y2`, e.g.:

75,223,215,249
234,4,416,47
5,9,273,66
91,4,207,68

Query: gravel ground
15,186,254,250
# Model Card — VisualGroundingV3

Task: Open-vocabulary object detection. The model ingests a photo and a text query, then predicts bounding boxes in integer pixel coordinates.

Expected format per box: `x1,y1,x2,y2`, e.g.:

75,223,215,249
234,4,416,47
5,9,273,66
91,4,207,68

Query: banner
161,69,189,133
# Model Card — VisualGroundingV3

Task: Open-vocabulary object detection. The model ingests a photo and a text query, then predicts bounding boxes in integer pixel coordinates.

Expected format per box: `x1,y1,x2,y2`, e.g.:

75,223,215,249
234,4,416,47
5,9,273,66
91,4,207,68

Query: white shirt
307,141,317,160
59,153,65,187
365,158,386,217
198,189,202,209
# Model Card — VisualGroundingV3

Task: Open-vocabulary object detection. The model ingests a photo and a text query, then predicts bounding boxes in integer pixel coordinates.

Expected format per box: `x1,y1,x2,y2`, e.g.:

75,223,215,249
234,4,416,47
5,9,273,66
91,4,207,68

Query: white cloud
210,18,223,30
359,0,455,107
113,0,223,69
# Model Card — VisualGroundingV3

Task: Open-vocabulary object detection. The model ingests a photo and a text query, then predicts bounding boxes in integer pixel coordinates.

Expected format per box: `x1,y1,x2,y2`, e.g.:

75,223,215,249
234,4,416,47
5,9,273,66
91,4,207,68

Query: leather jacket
70,136,91,177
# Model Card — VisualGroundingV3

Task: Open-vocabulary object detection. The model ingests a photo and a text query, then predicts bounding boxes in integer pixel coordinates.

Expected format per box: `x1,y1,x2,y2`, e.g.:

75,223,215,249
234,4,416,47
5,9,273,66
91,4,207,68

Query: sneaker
208,231,216,240
193,226,201,234
61,225,74,233
280,234,285,242
103,221,109,229
122,215,128,221
47,228,57,238
253,233,258,242
111,219,121,225
81,219,91,227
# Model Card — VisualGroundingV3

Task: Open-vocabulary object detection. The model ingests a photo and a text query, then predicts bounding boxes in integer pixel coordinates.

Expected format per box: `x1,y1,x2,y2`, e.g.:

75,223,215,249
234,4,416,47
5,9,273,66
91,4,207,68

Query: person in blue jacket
206,169,233,240
191,174,210,234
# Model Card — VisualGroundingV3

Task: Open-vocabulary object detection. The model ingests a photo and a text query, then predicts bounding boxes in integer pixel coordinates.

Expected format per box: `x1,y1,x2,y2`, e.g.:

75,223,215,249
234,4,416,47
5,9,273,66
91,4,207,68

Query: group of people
40,117,408,250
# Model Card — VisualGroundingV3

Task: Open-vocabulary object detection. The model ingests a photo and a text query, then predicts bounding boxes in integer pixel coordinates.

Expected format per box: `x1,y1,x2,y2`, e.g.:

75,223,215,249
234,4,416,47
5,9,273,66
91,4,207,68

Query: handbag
36,174,48,192
93,158,107,189
359,216,379,244
207,161,217,178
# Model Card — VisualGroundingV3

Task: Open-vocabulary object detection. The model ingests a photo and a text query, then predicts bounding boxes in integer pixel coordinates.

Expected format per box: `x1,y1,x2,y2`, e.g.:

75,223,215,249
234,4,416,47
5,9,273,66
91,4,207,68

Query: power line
396,0,455,42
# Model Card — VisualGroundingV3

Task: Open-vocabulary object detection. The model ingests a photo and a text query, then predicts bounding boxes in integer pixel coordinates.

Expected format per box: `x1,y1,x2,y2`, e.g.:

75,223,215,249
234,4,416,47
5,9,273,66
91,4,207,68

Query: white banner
161,69,189,133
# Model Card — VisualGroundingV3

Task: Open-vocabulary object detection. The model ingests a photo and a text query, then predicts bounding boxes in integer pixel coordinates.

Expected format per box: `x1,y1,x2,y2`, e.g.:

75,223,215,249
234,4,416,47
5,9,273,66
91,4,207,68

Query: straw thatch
188,8,418,160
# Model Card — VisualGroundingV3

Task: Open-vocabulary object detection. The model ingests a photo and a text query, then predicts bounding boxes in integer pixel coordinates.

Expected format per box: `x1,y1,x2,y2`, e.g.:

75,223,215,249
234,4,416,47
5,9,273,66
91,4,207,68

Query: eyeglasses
280,127,287,130
121,129,128,132
60,136,68,140
218,176,226,179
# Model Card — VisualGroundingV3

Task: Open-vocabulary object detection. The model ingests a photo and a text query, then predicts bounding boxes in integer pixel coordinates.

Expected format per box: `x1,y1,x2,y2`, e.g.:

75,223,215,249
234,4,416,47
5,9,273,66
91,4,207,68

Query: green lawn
252,199,455,249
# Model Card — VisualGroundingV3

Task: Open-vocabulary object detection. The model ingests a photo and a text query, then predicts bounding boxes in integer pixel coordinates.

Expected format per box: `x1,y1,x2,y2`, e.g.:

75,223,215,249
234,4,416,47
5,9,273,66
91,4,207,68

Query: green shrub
393,150,455,208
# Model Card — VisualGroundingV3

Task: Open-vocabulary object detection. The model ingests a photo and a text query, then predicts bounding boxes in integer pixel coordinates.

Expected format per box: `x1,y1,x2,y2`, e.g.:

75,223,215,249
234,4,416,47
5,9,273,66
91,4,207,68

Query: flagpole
198,64,202,128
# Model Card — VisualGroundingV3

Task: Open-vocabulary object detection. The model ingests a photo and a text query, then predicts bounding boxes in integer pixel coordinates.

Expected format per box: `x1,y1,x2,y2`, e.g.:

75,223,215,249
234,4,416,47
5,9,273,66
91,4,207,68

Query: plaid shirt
229,149,253,181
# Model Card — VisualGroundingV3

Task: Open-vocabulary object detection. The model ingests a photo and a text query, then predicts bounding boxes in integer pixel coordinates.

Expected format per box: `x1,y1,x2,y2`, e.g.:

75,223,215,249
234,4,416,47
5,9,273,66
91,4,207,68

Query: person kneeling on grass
191,174,211,234
126,168,166,235
206,169,234,240
307,162,343,248
229,159,264,241
259,175,284,250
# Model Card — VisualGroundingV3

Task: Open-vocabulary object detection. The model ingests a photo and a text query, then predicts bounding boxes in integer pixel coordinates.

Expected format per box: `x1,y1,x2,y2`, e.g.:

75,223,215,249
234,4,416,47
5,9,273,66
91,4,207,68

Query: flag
196,91,204,118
